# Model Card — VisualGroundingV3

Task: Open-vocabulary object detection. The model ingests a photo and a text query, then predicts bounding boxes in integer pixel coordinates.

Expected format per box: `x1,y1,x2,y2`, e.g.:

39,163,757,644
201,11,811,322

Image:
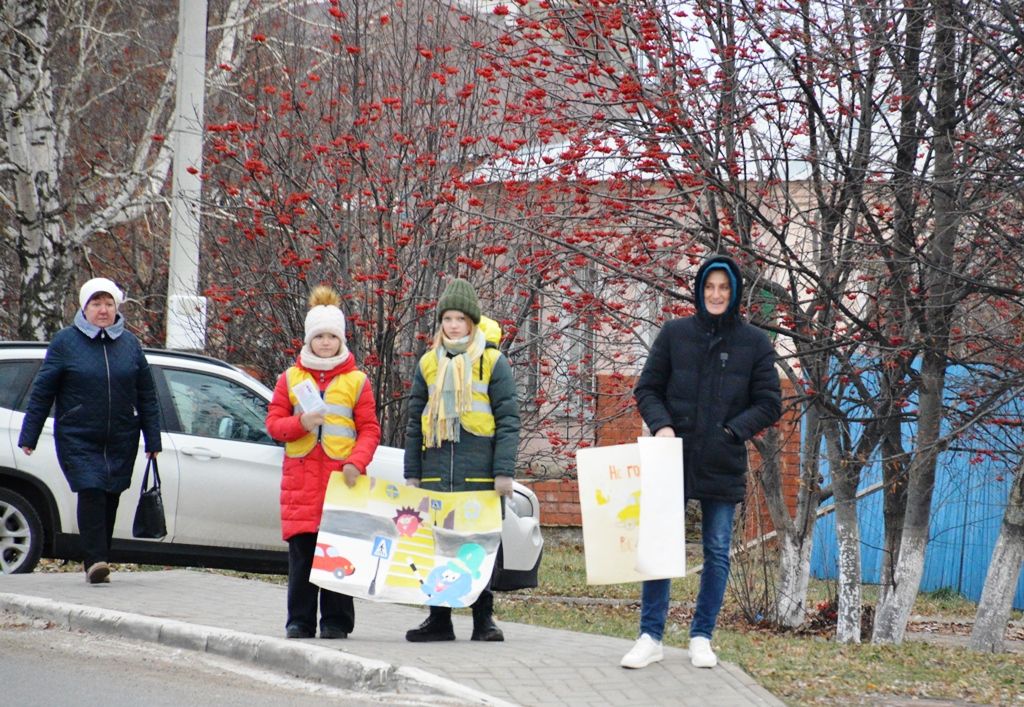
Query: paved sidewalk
0,570,783,706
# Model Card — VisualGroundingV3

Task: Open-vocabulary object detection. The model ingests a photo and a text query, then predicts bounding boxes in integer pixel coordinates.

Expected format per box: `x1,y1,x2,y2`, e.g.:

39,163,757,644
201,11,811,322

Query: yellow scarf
424,327,487,447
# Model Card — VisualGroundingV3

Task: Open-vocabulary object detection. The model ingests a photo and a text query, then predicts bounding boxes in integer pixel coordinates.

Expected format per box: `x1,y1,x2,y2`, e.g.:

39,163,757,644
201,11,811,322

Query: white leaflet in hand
635,436,686,578
293,378,327,413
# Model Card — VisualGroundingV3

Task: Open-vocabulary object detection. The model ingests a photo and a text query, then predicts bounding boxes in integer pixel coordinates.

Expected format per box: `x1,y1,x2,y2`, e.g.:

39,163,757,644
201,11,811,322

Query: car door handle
180,447,222,459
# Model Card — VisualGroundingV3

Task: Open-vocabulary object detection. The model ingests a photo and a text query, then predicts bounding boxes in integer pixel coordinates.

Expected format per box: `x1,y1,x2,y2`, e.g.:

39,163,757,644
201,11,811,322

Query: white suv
0,343,543,587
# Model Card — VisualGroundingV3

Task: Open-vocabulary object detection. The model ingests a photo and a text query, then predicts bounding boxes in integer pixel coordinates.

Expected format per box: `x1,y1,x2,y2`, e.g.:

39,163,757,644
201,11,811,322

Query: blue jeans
639,499,736,641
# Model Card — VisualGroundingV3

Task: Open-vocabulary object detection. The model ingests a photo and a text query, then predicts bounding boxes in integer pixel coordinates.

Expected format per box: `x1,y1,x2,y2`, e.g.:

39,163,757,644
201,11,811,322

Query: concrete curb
0,593,515,706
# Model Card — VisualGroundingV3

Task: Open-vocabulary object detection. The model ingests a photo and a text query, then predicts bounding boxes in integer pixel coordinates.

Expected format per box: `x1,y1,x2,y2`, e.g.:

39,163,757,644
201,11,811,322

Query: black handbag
132,456,167,539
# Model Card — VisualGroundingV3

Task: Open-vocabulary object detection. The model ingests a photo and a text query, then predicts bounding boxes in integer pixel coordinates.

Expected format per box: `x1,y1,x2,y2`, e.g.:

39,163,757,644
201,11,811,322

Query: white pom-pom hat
304,304,346,344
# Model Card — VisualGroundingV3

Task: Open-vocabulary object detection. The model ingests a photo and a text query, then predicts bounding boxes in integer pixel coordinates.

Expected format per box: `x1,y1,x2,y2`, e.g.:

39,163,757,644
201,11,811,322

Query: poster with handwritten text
575,438,685,585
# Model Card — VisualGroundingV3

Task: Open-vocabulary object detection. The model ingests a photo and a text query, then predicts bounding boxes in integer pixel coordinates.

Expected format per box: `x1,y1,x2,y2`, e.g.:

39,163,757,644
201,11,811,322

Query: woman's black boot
405,606,455,642
470,590,504,642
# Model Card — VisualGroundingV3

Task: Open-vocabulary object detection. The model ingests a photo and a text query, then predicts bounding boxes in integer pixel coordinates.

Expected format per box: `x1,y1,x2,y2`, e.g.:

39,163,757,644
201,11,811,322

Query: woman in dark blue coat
19,278,162,584
621,255,781,671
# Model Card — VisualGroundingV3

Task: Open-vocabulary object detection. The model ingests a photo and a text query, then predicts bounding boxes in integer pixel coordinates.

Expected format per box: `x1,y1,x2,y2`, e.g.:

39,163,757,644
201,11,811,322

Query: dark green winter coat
403,321,520,493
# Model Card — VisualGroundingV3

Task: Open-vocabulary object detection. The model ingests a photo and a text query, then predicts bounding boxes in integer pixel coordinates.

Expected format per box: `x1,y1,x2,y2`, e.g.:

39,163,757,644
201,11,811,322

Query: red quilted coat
265,354,381,540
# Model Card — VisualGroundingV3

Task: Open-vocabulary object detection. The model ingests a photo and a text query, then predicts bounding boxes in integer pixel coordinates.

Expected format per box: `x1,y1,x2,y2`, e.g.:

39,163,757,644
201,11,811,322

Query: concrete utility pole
166,0,209,350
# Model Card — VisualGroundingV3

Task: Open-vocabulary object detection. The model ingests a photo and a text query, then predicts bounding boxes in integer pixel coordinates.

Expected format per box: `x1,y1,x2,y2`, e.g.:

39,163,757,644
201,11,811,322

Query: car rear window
0,360,41,411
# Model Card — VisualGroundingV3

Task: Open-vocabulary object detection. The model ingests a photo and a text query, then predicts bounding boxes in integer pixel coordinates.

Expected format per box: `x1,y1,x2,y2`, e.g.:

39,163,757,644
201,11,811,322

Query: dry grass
495,532,1024,706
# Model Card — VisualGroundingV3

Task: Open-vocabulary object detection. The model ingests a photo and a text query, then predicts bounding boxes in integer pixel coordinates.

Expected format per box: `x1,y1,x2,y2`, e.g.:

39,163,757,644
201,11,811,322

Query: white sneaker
689,636,718,668
620,633,664,669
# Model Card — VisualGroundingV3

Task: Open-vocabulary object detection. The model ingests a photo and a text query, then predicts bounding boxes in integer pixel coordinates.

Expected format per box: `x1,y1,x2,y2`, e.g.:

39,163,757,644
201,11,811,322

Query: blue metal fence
810,456,1024,609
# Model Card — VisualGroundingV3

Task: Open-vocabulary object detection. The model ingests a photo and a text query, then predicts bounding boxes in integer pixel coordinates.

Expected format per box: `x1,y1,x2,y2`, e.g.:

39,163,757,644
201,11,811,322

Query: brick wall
742,378,801,541
529,478,583,526
528,375,801,530
526,374,640,526
594,373,643,446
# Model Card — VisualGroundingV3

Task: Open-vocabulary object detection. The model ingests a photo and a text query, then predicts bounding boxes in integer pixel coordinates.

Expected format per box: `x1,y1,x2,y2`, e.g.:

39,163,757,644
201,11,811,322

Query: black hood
694,255,743,323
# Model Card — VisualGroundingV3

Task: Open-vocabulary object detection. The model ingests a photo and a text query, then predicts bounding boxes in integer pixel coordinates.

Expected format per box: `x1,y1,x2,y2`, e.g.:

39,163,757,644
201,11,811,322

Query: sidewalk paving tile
0,569,784,706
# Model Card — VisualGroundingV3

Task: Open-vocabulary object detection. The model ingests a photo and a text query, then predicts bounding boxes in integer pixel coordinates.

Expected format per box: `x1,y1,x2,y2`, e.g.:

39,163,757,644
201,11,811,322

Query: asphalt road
0,611,462,707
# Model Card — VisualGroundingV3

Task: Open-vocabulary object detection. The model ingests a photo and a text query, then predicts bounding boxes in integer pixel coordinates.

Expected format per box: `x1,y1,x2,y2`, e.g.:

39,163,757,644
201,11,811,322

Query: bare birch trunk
17,226,73,340
3,1,72,338
872,0,961,644
775,531,813,627
874,0,925,617
870,319,951,643
756,424,820,629
970,462,1024,653
820,420,869,643
878,429,908,609
833,463,862,643
876,23,957,646
3,2,255,340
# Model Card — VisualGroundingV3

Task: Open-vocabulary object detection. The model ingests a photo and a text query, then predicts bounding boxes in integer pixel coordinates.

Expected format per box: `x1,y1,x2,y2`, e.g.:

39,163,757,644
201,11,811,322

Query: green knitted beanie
436,278,481,324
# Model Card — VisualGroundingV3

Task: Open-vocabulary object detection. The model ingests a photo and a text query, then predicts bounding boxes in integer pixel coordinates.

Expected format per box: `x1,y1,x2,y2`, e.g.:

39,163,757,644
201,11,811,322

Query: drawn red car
312,542,355,579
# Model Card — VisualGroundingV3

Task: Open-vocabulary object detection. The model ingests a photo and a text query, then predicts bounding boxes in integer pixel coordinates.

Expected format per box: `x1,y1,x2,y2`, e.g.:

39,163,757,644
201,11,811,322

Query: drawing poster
310,474,502,607
576,437,685,585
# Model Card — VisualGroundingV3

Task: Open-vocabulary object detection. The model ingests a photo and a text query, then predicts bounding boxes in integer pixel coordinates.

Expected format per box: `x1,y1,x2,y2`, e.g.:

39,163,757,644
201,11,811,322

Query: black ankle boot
405,606,455,642
471,590,504,642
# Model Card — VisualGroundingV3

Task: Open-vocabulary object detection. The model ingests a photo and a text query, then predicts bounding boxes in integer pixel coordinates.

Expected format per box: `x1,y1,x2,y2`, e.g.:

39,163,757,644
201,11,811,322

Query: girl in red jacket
266,286,381,639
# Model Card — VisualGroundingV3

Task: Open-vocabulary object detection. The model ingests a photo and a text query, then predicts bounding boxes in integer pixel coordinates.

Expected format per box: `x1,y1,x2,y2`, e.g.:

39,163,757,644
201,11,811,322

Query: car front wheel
0,488,43,574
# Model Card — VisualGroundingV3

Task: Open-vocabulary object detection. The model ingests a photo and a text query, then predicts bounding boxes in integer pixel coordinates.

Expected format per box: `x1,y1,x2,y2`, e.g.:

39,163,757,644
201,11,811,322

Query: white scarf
299,344,351,371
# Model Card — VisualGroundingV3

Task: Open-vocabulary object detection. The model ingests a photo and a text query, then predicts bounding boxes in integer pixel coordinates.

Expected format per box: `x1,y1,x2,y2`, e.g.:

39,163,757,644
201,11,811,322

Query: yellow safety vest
284,367,366,459
419,345,501,440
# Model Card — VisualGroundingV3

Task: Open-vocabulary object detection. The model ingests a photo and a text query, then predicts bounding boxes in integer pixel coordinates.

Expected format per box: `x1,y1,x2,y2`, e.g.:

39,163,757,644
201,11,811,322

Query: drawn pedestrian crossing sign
371,535,393,559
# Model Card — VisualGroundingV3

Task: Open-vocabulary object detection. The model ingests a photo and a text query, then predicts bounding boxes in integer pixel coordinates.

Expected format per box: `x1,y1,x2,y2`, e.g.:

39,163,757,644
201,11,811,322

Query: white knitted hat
304,304,346,345
303,285,346,346
79,277,124,310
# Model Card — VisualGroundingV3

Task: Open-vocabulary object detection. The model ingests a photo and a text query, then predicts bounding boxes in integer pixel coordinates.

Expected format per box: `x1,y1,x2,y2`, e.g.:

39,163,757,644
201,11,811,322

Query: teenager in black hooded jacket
621,255,781,670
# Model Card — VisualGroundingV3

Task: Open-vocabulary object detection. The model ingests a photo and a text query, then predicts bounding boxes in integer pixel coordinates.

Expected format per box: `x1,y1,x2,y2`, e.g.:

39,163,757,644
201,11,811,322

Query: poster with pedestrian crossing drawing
576,437,686,584
310,473,502,607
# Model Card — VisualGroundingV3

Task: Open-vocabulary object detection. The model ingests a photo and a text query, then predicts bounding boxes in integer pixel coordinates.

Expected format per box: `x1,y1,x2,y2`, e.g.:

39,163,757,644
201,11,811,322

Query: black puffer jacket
18,311,162,493
634,255,781,503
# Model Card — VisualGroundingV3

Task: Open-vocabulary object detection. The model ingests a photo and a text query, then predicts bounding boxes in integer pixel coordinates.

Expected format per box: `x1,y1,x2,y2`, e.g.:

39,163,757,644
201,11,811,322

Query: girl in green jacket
403,278,520,642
